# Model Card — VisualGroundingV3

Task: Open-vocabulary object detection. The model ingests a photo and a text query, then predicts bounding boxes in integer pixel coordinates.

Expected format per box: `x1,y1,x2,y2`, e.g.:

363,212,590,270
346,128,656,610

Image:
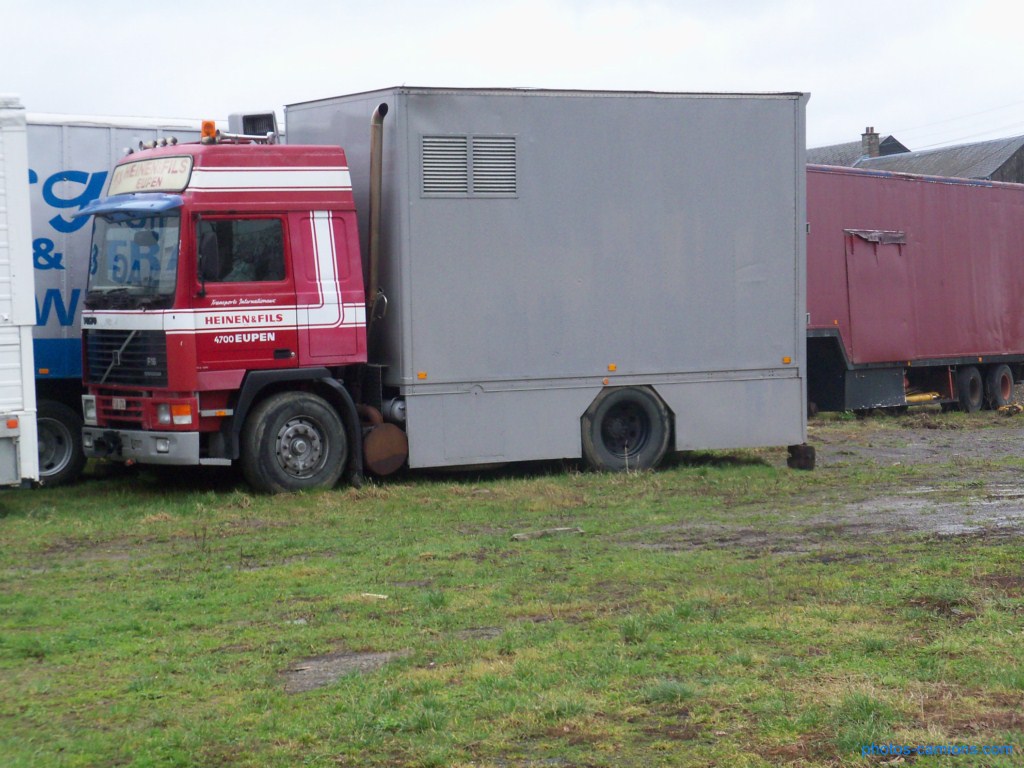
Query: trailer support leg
787,443,816,471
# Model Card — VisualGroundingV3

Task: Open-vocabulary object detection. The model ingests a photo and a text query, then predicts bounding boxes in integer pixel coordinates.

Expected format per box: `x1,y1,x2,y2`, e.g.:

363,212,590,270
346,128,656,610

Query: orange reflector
38,368,50,375
215,410,228,417
417,371,428,380
201,120,217,140
782,357,792,365
607,363,617,372
6,418,18,429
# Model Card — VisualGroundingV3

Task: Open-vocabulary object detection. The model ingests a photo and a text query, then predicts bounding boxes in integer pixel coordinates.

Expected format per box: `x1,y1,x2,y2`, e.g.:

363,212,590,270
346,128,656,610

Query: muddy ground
809,413,1024,533
637,411,1024,556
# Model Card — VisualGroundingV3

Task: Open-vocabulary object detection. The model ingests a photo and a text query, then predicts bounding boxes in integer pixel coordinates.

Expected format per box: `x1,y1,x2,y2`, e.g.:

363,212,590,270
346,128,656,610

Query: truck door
844,229,915,364
191,215,299,371
293,210,366,364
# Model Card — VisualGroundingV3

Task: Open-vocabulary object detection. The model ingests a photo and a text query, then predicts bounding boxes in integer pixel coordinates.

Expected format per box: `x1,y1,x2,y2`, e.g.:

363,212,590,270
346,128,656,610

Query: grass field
1,415,1022,767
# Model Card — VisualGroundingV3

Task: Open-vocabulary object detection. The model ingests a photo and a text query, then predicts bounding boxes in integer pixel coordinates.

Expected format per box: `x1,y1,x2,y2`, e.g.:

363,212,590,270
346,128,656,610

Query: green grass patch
2,419,1023,766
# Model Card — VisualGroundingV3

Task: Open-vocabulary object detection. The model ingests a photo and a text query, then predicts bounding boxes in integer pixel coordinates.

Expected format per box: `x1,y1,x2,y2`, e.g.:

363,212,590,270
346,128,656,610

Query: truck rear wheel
37,400,87,486
985,364,1014,409
956,366,984,413
581,387,670,472
240,392,348,493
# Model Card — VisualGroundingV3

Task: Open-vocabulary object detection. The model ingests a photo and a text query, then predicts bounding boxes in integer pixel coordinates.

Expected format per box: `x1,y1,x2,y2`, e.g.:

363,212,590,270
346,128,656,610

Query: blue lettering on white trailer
36,288,80,328
30,168,108,234
33,238,64,270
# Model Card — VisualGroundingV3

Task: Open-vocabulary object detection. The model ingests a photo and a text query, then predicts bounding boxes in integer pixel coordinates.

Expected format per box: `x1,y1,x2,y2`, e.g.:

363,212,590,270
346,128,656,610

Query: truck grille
95,390,146,428
85,330,168,387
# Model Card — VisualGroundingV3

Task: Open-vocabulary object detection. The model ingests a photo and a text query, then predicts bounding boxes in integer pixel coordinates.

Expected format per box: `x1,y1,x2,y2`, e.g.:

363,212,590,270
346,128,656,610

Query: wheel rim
274,416,328,478
600,401,651,458
38,417,73,478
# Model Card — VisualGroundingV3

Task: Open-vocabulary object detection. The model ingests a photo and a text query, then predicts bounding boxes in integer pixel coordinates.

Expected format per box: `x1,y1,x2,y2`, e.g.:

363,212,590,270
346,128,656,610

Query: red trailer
806,164,1024,412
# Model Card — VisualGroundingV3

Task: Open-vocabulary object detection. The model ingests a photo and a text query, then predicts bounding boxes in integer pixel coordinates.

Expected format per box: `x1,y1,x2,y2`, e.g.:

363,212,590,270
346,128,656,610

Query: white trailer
0,96,39,486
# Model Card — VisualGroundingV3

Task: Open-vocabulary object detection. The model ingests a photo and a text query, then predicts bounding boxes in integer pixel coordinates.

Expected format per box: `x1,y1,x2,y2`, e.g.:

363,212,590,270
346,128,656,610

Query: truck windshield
85,213,180,309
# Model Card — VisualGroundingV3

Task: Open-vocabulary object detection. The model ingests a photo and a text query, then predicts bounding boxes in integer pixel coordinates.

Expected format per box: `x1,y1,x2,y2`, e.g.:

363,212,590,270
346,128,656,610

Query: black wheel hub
601,402,650,457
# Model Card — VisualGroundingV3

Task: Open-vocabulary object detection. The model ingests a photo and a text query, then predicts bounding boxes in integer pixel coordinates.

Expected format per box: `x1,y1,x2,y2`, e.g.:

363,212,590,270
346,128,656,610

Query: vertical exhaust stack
367,103,389,336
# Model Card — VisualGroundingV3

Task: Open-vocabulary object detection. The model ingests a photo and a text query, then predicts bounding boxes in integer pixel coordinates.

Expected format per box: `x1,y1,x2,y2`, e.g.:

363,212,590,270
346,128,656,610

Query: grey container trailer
286,87,809,469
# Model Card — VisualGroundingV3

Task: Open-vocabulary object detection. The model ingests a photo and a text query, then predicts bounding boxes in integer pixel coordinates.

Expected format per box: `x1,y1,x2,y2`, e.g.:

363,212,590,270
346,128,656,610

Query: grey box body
286,87,808,468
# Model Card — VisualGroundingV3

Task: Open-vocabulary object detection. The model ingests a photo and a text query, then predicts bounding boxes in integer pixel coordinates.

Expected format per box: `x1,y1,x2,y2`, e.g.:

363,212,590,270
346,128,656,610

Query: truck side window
197,218,285,283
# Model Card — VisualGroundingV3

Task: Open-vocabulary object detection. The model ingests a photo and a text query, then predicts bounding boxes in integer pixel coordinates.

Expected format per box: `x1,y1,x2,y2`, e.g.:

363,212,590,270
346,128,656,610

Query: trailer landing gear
787,444,816,471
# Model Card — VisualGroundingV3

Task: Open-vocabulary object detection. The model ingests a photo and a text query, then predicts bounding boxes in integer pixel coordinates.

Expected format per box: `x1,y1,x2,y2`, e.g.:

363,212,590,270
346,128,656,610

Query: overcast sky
4,0,1022,151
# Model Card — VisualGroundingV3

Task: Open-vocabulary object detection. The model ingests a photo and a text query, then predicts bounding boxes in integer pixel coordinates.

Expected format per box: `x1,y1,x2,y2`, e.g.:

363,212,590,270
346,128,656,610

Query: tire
581,387,671,472
985,364,1014,409
37,400,86,486
956,366,984,413
240,392,347,493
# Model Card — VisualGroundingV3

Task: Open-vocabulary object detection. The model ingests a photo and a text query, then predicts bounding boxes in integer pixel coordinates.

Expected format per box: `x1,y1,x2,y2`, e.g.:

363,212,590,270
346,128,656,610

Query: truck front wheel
240,392,348,493
37,400,87,486
581,387,671,472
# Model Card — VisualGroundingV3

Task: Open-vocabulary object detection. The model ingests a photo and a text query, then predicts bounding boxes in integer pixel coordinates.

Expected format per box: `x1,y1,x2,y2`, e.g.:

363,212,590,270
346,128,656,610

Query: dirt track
633,412,1024,556
808,413,1024,536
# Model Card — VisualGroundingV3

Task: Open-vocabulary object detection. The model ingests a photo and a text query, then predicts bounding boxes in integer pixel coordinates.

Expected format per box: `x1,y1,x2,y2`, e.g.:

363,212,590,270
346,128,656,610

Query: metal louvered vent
472,137,517,195
422,135,517,197
422,136,469,195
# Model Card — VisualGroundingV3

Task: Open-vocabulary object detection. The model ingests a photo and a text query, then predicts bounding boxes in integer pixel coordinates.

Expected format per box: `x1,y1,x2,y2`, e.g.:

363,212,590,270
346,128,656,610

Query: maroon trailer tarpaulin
806,164,1024,411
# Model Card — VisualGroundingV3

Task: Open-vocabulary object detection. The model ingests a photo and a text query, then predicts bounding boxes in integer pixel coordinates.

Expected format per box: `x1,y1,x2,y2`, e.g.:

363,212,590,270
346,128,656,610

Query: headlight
157,403,193,426
82,396,97,426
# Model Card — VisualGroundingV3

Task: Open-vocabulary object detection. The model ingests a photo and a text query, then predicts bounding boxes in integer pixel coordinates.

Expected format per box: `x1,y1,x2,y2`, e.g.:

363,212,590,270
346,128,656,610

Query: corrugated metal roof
807,140,864,166
807,135,908,166
855,134,1024,179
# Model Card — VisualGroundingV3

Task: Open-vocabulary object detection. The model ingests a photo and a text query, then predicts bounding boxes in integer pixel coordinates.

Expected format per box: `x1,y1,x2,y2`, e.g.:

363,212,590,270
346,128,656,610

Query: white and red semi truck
77,87,813,492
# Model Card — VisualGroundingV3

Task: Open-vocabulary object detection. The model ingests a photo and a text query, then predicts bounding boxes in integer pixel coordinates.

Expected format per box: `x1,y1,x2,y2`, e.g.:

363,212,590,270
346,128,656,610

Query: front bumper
82,427,200,465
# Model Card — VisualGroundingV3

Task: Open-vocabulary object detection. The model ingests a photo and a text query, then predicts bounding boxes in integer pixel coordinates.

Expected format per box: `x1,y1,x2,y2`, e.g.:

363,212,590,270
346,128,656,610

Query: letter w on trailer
0,96,39,486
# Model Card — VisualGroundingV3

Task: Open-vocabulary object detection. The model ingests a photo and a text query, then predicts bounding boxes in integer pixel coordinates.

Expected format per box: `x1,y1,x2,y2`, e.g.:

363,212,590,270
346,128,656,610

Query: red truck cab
78,138,369,490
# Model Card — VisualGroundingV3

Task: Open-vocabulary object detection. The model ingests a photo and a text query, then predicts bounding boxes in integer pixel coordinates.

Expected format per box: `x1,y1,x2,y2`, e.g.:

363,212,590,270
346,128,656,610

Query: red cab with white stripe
78,132,383,492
